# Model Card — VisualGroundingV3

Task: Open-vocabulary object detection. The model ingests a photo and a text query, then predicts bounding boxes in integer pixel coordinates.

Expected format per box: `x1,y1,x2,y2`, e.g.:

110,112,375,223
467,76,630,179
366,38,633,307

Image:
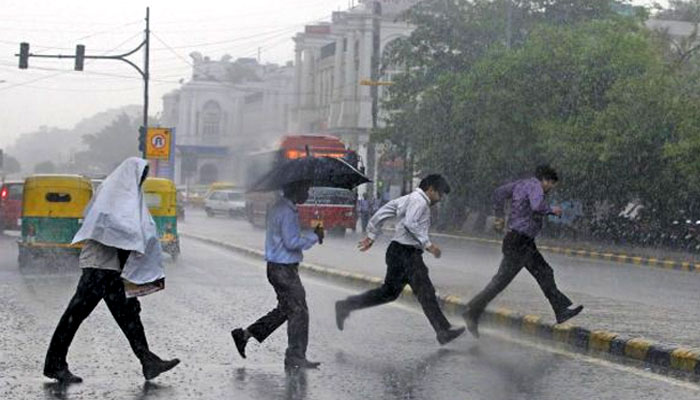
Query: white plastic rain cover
72,157,165,293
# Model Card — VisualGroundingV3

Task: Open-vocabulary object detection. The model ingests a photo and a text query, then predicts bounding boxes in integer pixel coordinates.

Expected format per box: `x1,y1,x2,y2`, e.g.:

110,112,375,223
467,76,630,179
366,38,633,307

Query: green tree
71,113,154,174
3,154,21,174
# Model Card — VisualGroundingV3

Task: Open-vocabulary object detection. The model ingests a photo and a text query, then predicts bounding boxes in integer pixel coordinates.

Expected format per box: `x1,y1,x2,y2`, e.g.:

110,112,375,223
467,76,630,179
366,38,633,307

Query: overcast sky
0,0,666,149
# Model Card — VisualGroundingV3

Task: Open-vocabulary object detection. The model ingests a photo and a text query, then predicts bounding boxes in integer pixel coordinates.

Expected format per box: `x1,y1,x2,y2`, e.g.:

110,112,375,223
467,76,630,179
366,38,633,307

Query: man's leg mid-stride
335,242,409,330
44,269,106,383
407,252,465,344
233,263,318,369
102,271,180,380
524,246,582,323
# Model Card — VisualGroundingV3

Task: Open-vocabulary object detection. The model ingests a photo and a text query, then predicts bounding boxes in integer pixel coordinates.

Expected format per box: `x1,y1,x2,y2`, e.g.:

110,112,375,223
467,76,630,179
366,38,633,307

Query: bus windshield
304,187,356,206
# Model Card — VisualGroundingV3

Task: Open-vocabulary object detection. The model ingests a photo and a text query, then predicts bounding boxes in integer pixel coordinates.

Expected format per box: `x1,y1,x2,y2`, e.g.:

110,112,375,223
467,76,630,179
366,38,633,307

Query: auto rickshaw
18,175,93,268
143,178,180,260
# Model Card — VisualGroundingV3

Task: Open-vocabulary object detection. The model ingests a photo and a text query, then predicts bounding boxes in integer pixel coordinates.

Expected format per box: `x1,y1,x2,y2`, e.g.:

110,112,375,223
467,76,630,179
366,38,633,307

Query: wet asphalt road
180,209,700,349
1,233,699,399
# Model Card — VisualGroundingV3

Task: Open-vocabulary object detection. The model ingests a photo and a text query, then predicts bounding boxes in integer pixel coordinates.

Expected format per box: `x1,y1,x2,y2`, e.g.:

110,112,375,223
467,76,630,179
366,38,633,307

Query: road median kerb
429,231,700,273
182,231,700,377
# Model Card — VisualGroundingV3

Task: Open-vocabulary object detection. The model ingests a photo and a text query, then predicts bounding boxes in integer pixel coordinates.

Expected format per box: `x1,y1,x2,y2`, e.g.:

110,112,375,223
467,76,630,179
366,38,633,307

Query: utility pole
16,8,151,158
506,0,512,49
367,0,382,197
143,7,150,158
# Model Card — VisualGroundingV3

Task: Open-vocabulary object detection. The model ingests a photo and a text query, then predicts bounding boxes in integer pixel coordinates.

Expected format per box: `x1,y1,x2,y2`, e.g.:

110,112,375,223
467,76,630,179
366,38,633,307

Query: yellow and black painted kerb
182,232,700,376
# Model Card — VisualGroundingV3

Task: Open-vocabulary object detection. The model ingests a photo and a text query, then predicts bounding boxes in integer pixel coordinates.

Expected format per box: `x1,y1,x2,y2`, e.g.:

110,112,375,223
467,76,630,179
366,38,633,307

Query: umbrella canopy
248,156,370,192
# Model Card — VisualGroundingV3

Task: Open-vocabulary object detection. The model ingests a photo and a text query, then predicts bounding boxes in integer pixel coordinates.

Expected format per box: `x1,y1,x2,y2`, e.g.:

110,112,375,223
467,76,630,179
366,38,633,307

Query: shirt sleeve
528,183,553,215
493,181,516,218
280,209,318,251
402,196,432,249
366,198,399,241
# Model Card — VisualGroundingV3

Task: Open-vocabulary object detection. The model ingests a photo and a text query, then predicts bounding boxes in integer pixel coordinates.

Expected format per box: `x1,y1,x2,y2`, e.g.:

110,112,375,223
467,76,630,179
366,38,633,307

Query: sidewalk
430,228,700,272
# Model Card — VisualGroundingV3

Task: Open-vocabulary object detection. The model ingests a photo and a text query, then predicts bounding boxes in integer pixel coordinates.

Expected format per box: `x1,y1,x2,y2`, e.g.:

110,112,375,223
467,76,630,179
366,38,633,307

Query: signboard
146,128,171,160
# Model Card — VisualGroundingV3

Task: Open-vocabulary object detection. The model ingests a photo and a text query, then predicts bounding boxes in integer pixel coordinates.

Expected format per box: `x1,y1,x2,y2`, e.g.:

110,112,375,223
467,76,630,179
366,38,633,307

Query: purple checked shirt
493,177,554,239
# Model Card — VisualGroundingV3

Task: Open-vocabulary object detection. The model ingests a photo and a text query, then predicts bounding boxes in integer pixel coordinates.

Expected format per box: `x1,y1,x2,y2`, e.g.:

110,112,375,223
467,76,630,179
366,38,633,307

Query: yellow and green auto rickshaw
18,174,93,268
143,178,180,260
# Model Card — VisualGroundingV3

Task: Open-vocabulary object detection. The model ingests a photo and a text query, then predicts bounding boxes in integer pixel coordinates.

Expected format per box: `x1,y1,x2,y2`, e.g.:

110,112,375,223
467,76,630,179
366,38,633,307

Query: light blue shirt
265,197,318,264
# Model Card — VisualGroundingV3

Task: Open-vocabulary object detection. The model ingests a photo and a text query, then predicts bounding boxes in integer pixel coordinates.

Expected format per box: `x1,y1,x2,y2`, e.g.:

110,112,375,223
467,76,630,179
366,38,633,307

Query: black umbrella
248,156,370,192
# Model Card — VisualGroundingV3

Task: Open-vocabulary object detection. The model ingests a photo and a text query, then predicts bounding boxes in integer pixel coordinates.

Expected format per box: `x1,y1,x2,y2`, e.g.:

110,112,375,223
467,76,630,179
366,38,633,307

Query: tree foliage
68,113,151,174
379,0,700,229
34,161,56,174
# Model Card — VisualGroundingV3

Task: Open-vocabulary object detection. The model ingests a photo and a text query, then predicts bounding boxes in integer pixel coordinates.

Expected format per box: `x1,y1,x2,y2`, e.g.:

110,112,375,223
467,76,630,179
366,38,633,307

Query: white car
204,190,246,218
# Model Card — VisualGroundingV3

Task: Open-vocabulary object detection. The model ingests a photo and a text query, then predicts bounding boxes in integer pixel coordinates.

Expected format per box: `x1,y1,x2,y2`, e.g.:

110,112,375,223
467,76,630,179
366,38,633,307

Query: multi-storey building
289,0,418,194
160,54,294,185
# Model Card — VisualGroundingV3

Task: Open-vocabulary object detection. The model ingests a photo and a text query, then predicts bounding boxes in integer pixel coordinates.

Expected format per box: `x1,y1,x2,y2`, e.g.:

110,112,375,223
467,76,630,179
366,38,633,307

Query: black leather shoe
437,326,466,345
142,357,180,380
231,328,248,359
284,358,321,369
335,301,349,331
462,309,480,338
556,305,584,324
44,368,83,383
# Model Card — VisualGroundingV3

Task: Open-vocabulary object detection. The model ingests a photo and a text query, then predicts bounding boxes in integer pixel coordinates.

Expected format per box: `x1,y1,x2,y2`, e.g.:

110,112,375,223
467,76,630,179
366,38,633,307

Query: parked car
0,180,24,231
204,190,246,218
183,185,209,208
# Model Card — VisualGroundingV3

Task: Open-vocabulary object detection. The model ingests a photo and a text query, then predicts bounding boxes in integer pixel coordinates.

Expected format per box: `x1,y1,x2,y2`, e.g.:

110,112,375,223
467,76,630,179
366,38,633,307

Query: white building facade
289,0,417,194
160,54,294,186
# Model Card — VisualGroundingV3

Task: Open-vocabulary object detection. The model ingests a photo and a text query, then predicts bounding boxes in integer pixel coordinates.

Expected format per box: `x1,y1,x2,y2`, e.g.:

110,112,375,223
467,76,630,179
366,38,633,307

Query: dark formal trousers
467,230,573,321
44,268,152,373
342,241,451,334
247,262,309,361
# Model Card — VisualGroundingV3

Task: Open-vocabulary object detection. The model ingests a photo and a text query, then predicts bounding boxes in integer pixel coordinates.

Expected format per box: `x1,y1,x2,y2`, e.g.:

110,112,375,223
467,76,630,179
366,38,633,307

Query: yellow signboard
146,128,171,160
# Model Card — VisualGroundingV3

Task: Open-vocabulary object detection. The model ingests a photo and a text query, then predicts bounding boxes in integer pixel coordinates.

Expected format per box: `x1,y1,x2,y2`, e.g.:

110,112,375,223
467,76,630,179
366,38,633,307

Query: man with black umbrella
334,174,466,345
231,180,325,369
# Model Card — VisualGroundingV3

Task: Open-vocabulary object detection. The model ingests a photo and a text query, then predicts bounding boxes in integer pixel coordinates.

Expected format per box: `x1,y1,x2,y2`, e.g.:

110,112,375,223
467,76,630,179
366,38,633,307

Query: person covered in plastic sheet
43,157,180,384
231,180,325,370
334,174,466,346
463,165,584,339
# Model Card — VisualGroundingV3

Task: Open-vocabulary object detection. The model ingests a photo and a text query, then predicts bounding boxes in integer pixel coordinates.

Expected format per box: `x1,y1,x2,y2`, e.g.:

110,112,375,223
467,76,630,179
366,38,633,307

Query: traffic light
0,149,4,169
18,42,29,69
75,44,85,71
138,126,146,152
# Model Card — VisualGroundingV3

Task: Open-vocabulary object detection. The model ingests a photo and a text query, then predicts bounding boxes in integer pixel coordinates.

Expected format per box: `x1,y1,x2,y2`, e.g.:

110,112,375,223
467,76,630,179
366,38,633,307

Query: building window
201,100,221,137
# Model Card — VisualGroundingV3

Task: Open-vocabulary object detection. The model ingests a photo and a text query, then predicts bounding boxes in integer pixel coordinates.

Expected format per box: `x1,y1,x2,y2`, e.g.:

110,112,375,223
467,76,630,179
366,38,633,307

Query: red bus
245,135,359,235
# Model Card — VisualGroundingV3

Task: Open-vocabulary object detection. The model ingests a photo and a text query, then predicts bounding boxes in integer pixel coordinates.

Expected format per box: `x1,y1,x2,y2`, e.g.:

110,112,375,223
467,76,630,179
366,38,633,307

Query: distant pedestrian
335,175,466,345
463,165,583,338
372,192,385,213
43,157,180,384
358,192,371,233
231,180,325,369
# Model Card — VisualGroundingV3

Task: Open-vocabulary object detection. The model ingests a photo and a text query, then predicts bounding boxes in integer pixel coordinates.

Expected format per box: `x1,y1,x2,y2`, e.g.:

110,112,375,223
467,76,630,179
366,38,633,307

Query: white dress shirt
366,188,433,250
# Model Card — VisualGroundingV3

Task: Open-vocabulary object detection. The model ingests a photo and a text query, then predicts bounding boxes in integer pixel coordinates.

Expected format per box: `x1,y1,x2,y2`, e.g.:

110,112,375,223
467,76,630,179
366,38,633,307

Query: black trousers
467,231,573,320
44,268,152,372
341,241,451,334
247,263,309,361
